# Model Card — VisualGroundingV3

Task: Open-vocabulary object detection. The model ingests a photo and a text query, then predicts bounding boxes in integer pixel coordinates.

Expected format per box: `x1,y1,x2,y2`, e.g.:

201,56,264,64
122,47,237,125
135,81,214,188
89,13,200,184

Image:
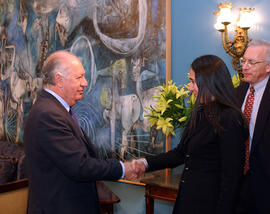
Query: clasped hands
123,159,146,181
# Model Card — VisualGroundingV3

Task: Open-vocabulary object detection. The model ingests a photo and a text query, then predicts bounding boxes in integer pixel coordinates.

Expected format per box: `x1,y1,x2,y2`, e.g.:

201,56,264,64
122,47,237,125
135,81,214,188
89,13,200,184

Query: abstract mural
0,0,168,162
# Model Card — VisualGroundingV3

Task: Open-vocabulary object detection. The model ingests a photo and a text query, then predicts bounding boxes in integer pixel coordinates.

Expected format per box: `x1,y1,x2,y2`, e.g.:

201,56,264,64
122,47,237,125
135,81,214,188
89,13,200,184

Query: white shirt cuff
120,161,125,178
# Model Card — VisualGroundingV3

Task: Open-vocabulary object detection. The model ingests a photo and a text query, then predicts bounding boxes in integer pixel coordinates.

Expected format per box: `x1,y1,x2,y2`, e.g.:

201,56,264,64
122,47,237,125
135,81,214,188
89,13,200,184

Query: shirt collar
252,74,269,92
44,88,70,112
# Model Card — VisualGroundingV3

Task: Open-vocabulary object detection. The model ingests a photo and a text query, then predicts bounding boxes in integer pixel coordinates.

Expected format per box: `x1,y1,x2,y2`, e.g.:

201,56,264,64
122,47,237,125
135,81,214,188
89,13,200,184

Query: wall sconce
214,2,256,73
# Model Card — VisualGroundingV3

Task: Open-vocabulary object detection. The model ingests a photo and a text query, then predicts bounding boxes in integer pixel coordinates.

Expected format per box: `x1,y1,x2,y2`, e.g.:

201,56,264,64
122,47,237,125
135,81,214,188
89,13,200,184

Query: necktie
69,108,80,128
243,86,255,175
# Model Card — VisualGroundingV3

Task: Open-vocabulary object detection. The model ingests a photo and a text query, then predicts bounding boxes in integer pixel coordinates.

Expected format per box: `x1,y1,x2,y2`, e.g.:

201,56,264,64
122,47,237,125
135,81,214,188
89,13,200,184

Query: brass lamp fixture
214,2,255,73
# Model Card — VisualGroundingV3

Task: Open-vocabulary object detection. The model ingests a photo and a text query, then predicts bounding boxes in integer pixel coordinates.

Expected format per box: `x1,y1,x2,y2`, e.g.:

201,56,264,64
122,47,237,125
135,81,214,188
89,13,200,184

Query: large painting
0,0,170,165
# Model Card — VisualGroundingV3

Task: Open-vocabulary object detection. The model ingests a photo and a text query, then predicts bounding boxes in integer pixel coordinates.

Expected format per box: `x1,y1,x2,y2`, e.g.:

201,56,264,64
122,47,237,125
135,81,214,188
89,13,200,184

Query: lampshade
219,7,233,23
214,16,225,31
237,9,255,28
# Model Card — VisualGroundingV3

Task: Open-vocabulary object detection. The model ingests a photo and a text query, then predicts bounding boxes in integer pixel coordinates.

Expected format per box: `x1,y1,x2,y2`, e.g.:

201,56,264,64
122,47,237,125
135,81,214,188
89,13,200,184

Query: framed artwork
73,0,171,163
0,0,171,182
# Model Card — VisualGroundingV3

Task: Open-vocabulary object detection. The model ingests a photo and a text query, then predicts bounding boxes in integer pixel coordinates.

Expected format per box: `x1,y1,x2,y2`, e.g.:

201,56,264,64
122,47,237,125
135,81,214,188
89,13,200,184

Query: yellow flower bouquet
145,80,196,136
146,74,240,136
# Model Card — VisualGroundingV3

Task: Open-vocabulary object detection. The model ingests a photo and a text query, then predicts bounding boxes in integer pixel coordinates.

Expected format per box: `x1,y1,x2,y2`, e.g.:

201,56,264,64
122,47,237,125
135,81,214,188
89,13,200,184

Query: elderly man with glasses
236,39,270,214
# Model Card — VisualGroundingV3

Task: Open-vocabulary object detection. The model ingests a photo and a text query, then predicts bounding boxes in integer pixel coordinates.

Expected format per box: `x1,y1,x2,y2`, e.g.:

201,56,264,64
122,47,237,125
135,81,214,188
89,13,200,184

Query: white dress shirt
241,75,269,150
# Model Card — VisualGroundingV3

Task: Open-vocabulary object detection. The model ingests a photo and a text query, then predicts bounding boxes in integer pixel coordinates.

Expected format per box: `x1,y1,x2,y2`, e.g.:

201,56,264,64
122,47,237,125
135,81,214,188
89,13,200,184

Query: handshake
123,159,147,181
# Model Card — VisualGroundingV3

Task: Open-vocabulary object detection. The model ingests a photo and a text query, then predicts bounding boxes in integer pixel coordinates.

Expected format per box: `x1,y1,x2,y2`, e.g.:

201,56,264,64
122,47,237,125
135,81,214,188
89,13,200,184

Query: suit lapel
67,113,97,158
40,90,97,157
80,129,97,158
252,78,270,150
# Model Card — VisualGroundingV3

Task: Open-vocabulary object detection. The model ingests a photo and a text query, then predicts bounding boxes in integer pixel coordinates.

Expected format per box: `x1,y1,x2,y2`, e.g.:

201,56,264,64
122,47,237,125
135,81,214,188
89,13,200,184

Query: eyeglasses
240,57,266,67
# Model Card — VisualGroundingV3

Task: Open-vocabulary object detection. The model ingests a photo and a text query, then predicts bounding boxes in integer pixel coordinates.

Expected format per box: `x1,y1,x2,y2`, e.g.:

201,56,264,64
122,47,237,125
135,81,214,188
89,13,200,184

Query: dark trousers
236,172,257,214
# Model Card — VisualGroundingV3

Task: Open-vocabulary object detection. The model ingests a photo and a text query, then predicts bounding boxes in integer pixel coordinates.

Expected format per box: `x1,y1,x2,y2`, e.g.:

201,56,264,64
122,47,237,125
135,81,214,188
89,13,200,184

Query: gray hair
41,51,75,85
248,39,270,63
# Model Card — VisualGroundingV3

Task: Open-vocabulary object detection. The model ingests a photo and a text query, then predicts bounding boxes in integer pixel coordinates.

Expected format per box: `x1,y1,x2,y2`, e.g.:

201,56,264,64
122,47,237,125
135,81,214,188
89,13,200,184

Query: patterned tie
69,108,80,128
243,86,255,175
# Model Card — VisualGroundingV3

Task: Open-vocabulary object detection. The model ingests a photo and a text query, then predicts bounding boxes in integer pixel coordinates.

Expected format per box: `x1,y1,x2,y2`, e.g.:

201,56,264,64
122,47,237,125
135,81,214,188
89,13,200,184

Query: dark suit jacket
24,90,122,214
146,106,248,214
237,77,270,214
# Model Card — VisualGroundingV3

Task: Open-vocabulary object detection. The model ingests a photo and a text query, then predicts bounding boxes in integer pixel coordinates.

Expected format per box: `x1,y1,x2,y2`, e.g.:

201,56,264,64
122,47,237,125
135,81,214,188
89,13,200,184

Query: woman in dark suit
139,55,248,214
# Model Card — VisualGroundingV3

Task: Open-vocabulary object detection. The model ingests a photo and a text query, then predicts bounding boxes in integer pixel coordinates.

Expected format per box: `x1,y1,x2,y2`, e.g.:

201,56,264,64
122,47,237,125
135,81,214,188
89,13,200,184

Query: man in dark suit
24,51,137,214
237,39,270,214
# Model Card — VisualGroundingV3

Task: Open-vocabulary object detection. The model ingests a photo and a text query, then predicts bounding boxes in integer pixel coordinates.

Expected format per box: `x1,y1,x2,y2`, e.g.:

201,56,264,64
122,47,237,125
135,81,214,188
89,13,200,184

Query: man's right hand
123,159,146,181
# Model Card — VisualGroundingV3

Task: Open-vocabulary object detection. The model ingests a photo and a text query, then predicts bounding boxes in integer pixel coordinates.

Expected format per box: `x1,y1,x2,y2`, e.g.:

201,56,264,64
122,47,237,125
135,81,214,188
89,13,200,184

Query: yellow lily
232,73,241,88
178,116,187,123
188,93,196,105
156,97,173,114
156,117,174,135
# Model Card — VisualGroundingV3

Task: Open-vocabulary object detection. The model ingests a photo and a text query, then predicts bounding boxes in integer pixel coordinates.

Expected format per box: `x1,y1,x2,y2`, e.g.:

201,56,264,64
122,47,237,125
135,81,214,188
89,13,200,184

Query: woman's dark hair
188,54,243,132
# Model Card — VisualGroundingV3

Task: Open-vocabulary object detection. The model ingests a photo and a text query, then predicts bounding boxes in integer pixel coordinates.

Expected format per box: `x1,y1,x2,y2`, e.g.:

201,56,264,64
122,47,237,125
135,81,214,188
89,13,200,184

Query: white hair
248,39,270,63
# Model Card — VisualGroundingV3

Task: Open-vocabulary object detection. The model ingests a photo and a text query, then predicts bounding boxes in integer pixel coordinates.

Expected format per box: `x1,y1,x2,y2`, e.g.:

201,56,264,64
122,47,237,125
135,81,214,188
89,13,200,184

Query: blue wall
171,0,270,86
105,0,270,213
